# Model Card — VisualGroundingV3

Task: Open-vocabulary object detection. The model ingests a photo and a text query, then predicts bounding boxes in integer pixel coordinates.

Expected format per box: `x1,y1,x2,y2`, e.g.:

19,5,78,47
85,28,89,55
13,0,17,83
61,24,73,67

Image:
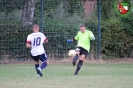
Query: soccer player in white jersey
26,25,48,77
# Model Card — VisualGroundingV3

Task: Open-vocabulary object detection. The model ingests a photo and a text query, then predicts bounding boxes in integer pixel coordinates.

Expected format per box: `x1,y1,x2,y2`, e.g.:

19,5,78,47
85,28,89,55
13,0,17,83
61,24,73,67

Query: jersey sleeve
26,35,31,44
43,34,48,42
90,31,95,40
75,32,79,40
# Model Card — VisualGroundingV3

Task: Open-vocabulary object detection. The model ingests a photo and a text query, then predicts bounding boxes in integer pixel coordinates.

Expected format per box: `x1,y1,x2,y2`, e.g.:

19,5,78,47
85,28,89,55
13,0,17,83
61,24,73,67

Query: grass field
0,63,133,88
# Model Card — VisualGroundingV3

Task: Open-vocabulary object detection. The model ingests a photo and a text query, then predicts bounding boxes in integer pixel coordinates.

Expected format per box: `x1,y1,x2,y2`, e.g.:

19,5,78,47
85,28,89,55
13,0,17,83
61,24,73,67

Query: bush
101,17,133,58
0,24,32,61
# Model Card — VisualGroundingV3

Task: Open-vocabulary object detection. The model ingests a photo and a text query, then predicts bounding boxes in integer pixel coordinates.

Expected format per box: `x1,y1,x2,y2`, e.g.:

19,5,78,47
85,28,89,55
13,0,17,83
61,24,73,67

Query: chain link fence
0,0,99,63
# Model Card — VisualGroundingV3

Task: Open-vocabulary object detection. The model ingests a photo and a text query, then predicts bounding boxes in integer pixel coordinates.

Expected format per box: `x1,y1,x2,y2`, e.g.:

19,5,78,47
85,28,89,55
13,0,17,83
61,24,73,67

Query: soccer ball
68,49,76,57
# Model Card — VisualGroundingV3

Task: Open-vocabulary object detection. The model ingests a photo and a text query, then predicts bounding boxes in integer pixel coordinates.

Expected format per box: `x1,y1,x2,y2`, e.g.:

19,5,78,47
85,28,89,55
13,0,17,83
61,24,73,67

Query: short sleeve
75,32,79,40
26,35,31,43
43,34,48,41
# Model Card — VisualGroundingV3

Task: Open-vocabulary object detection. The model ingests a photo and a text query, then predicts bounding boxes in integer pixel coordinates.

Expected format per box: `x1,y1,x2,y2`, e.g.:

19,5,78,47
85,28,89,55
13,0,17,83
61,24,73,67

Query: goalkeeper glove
67,39,73,44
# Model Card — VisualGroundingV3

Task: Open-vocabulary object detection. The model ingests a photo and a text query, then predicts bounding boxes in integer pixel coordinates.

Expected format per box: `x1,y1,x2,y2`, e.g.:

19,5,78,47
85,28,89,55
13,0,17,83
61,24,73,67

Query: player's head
33,25,40,32
79,24,86,33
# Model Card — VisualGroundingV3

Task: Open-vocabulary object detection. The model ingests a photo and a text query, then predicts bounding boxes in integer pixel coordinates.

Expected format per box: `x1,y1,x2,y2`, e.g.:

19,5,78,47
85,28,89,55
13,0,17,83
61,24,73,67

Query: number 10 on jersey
33,37,41,46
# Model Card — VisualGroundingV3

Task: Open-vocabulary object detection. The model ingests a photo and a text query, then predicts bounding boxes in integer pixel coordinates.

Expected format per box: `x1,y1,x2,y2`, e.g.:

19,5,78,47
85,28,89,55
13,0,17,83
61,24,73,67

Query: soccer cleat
37,74,41,77
74,71,78,75
72,61,76,66
37,67,43,77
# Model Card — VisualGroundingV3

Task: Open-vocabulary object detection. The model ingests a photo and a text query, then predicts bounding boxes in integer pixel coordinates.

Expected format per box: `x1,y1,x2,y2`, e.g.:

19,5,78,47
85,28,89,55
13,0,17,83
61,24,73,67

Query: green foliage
101,0,116,20
101,0,133,59
101,17,133,58
121,14,133,35
0,0,26,14
0,24,32,60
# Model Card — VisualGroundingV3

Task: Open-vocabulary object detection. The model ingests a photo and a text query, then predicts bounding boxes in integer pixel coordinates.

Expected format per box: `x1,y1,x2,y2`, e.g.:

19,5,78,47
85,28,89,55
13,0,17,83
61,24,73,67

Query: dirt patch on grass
0,58,133,64
105,58,133,63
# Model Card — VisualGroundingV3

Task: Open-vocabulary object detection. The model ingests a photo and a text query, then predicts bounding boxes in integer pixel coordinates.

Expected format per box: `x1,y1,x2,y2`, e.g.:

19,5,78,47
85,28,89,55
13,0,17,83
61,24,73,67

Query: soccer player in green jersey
67,24,95,75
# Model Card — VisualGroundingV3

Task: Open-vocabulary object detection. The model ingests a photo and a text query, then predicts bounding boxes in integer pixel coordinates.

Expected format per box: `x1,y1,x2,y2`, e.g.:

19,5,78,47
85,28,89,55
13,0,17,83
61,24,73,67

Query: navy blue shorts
31,53,48,62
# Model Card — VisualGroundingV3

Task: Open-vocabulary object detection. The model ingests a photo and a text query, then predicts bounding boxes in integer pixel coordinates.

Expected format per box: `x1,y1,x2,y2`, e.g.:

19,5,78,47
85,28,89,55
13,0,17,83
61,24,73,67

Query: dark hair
79,24,85,27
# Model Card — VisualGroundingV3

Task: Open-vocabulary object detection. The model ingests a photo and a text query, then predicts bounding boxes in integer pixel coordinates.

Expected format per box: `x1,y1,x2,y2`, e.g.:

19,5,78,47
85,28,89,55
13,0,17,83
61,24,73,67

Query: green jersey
75,30,95,52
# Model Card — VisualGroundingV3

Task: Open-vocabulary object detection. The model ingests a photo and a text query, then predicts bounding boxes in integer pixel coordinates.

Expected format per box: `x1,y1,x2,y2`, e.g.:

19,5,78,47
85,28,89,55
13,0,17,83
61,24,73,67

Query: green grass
0,63,133,88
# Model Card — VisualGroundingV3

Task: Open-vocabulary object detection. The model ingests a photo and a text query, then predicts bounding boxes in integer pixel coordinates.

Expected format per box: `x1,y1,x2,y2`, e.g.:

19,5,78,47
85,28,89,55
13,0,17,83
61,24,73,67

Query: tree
21,0,36,26
0,0,36,26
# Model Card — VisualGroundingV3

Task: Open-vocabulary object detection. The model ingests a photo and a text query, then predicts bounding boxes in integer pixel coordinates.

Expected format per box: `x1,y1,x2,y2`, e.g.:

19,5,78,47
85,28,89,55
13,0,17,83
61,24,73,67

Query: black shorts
31,53,48,62
75,46,89,58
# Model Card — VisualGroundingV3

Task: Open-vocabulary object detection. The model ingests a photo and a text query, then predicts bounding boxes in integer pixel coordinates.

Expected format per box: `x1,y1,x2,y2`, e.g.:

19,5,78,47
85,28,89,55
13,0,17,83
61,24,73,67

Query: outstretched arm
67,38,77,44
67,32,79,44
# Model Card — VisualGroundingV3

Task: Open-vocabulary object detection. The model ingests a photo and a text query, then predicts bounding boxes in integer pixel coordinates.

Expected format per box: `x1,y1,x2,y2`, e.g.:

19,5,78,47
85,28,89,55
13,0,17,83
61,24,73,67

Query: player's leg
72,47,81,66
74,54,85,75
74,48,88,75
35,60,40,74
37,53,48,76
31,55,40,75
72,52,79,66
39,53,48,69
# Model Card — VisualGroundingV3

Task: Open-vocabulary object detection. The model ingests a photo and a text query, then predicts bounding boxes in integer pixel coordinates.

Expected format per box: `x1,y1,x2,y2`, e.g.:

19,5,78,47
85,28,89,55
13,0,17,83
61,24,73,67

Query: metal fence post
97,0,101,59
40,0,44,32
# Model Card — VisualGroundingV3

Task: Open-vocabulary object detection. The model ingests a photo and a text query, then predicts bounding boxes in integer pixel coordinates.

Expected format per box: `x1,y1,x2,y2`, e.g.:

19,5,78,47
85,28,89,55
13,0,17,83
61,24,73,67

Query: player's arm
67,33,78,44
68,38,76,41
90,31,95,40
43,34,48,43
26,35,32,48
44,38,48,43
26,41,31,48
